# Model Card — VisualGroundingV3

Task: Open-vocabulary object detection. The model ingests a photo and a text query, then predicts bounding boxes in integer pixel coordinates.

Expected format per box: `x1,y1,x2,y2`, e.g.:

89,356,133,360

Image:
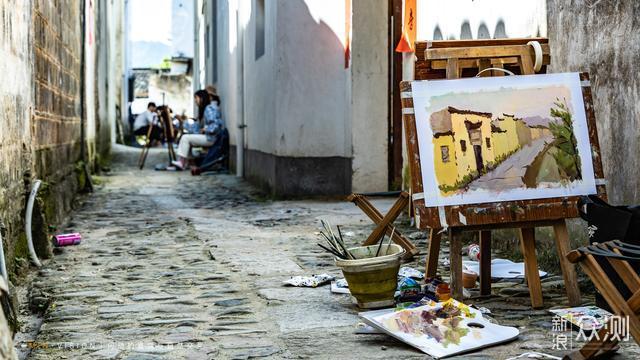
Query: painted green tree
548,99,582,181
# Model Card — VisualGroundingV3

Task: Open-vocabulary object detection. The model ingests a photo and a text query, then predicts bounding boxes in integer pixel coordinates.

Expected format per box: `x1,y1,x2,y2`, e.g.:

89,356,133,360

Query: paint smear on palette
381,299,474,347
360,299,519,359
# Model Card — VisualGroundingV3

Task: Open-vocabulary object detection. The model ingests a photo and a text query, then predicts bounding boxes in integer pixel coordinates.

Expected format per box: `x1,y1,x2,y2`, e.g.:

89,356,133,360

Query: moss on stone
75,161,87,190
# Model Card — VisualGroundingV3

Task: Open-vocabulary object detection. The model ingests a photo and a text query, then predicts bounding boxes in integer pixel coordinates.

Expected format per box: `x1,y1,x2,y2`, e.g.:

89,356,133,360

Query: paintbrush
319,230,341,254
384,227,396,255
323,220,351,259
317,243,346,259
375,233,385,257
337,225,345,244
333,230,354,260
319,232,341,254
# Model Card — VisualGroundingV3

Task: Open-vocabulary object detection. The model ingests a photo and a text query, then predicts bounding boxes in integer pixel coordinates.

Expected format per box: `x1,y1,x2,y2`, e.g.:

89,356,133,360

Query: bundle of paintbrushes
316,220,355,260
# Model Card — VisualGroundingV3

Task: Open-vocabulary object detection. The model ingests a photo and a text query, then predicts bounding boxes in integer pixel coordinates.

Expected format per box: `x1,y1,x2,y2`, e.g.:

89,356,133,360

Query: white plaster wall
107,0,125,144
242,0,277,154
274,0,349,158
213,0,240,147
350,0,389,192
85,0,97,147
417,0,547,40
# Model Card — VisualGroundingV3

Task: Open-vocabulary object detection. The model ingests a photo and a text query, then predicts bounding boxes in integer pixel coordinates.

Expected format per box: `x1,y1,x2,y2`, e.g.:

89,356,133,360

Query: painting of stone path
412,73,597,207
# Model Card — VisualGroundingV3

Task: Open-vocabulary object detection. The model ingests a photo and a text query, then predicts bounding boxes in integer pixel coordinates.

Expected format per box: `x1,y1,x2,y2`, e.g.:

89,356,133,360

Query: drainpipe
25,180,43,267
0,223,8,287
236,7,246,178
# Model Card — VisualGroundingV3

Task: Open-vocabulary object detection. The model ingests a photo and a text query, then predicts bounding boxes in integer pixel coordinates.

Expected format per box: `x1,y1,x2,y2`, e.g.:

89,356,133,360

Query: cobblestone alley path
15,146,640,359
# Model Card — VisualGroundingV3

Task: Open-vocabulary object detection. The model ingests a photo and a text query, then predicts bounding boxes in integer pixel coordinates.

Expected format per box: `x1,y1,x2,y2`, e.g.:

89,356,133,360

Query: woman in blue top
172,90,225,170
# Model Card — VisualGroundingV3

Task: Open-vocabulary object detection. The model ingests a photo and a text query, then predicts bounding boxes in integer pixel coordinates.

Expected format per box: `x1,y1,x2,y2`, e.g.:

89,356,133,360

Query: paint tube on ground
52,233,82,247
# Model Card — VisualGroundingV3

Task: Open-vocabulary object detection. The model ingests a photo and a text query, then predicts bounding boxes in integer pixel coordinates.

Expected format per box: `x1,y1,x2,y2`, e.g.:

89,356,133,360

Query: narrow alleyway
15,146,640,359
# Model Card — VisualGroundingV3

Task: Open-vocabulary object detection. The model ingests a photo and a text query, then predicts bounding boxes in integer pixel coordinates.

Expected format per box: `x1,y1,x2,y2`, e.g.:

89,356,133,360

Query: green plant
548,99,582,180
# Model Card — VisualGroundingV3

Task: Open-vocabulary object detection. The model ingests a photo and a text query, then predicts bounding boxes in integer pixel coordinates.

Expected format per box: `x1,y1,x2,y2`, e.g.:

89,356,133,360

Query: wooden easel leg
349,195,418,255
553,220,581,306
449,228,463,299
479,230,492,295
138,126,153,169
519,227,544,308
364,193,409,245
425,228,442,278
446,58,460,79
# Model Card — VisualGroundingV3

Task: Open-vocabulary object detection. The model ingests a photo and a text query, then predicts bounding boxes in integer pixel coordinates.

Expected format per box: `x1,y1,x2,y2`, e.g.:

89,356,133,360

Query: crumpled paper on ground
398,266,424,279
283,274,335,288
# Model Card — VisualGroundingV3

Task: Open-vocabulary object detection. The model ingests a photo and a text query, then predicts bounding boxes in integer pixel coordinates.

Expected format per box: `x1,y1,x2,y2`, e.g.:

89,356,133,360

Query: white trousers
177,134,214,158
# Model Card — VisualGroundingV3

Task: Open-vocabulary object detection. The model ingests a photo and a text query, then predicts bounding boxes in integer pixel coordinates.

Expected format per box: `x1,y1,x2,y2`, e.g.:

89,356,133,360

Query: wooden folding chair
565,240,640,359
347,191,419,259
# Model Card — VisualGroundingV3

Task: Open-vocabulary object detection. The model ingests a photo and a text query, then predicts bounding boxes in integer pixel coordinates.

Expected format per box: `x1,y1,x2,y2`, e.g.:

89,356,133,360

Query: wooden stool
565,241,640,359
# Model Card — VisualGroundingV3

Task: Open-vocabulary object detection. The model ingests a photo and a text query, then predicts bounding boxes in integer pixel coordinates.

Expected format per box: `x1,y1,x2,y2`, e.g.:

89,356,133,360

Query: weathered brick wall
0,0,88,283
548,0,640,204
0,0,36,275
33,0,83,222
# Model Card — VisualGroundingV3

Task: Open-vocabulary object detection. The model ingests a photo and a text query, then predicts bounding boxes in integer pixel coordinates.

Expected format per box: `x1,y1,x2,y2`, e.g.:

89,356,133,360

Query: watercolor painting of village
412,73,597,207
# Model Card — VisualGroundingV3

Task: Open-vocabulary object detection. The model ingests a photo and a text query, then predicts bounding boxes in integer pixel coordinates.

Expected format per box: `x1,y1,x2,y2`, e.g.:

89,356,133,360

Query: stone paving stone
16,147,640,359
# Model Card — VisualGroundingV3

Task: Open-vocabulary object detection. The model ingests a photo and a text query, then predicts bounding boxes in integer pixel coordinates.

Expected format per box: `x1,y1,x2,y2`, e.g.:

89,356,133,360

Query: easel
138,107,177,169
347,192,419,259
402,38,607,308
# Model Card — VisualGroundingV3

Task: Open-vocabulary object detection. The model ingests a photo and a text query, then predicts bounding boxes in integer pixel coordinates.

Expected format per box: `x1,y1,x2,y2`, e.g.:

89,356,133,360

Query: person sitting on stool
133,102,161,145
172,90,225,170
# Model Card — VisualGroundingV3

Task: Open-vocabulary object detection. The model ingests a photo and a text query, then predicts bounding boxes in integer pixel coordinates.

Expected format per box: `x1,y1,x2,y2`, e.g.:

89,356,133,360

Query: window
255,0,265,59
211,1,217,82
485,137,491,148
440,146,450,163
460,140,467,152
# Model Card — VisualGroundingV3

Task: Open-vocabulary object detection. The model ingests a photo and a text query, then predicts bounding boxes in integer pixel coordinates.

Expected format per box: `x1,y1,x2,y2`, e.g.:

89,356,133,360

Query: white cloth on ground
177,134,214,158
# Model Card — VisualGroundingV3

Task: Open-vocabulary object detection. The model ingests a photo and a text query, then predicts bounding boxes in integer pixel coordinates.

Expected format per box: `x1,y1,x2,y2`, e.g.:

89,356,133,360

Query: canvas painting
360,299,519,358
412,72,597,207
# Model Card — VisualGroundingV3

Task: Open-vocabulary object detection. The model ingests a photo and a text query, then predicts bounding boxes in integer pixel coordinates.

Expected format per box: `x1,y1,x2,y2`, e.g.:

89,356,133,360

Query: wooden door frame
388,0,404,190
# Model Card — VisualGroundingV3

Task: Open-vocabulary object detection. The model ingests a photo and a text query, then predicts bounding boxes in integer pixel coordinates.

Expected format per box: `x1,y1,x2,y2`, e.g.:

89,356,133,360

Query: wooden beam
553,220,582,306
425,44,550,60
426,228,442,278
449,228,463,299
479,230,491,295
519,227,543,308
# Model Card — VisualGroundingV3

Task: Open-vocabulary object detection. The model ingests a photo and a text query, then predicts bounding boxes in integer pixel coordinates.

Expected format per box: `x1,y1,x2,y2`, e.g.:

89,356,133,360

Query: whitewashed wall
417,0,547,40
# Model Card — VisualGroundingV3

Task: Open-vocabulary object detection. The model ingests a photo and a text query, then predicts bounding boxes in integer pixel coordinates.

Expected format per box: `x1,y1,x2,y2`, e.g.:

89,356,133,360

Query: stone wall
0,0,38,279
0,0,103,283
548,0,640,204
33,0,83,226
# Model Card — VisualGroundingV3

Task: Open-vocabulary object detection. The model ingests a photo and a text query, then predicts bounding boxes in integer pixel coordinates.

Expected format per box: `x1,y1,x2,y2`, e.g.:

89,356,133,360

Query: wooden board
415,38,550,80
401,72,606,229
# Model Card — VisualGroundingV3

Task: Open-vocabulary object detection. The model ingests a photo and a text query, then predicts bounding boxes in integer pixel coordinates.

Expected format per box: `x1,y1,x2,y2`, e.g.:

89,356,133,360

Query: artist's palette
359,299,519,359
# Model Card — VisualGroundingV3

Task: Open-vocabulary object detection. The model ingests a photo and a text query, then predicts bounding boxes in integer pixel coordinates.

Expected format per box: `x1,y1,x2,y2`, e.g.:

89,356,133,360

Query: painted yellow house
530,125,552,140
430,107,495,189
493,115,522,156
430,108,554,193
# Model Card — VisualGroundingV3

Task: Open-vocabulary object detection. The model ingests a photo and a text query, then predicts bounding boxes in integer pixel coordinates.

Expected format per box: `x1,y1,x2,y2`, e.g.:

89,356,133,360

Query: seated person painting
132,102,162,145
172,90,225,170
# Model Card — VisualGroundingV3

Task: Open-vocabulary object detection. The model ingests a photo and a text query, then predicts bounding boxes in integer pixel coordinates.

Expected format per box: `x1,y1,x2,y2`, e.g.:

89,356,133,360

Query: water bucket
335,244,404,309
